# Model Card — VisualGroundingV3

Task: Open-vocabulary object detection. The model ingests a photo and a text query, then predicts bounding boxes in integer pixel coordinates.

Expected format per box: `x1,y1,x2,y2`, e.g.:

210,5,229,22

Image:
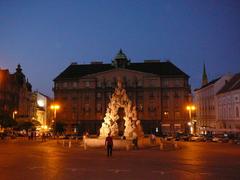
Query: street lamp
50,104,60,119
13,110,18,119
186,105,196,134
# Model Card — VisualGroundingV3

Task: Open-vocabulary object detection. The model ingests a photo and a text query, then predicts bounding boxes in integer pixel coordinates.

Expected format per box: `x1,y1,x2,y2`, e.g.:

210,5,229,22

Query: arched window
236,106,239,118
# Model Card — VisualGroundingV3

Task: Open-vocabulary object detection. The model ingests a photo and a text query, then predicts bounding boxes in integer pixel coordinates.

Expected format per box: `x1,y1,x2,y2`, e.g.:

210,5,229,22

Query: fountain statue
99,79,144,139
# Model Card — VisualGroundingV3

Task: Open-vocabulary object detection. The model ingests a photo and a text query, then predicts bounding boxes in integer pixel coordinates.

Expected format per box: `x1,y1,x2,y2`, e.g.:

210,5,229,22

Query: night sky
0,0,240,97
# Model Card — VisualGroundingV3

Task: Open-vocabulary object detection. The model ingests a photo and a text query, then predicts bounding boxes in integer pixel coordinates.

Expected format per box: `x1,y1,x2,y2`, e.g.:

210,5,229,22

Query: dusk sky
0,0,240,97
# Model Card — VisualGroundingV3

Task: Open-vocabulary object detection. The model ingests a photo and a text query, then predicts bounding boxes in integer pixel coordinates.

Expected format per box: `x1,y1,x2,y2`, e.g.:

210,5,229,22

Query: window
236,106,239,118
162,79,168,87
72,96,77,100
148,104,156,112
85,81,90,87
149,92,154,99
137,80,143,87
174,91,179,98
175,79,182,87
97,104,102,112
137,104,143,112
162,90,169,97
97,81,102,88
163,111,169,119
106,80,111,87
84,104,90,112
175,111,180,119
162,98,169,108
97,92,101,98
73,82,77,88
84,94,89,101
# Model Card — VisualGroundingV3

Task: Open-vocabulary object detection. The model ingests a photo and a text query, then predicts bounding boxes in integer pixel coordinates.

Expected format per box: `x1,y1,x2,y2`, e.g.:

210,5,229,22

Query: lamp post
186,105,196,134
50,104,60,120
13,110,18,120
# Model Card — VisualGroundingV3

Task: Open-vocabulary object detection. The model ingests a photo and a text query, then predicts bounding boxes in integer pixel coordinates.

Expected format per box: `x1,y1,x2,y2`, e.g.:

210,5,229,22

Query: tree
32,120,41,127
52,121,66,135
15,121,34,131
0,112,17,128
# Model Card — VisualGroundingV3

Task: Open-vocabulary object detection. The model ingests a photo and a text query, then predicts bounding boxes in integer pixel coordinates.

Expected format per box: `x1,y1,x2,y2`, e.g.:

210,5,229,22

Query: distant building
194,64,233,134
0,65,32,122
216,73,240,133
32,91,52,129
53,50,191,135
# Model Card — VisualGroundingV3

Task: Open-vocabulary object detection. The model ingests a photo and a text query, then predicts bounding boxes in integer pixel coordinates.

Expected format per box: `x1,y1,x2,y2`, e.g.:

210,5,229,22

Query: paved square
0,139,240,180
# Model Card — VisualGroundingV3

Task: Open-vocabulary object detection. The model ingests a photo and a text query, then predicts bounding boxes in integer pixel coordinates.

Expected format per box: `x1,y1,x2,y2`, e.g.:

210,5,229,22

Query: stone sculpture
99,79,144,139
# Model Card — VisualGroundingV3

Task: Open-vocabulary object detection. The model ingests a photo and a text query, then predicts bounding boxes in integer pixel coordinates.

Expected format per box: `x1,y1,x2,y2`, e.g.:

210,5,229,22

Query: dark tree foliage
52,121,66,135
0,111,17,128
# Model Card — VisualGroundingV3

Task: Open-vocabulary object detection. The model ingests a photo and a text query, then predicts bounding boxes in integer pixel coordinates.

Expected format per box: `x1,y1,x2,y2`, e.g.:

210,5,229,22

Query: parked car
175,133,190,141
212,137,221,142
165,136,174,141
190,135,206,142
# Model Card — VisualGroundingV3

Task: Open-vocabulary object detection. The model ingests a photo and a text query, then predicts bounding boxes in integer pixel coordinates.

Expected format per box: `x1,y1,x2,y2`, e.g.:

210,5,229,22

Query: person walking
132,132,139,150
105,133,113,157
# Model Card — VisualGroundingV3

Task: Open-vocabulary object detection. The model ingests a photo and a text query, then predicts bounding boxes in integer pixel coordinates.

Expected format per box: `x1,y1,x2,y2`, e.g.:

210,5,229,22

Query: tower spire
202,63,208,86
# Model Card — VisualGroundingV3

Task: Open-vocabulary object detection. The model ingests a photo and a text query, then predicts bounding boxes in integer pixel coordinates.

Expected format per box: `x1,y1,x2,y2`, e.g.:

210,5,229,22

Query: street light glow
51,103,60,119
51,104,60,110
186,105,196,134
13,110,18,119
186,105,196,111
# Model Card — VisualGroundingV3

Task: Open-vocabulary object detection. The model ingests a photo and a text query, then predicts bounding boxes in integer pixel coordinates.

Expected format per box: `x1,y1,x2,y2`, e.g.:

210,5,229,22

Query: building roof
217,73,240,94
194,77,221,91
54,61,189,81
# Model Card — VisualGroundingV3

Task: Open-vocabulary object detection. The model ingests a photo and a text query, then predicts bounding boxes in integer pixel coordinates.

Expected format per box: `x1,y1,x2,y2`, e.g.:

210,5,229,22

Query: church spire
202,63,208,86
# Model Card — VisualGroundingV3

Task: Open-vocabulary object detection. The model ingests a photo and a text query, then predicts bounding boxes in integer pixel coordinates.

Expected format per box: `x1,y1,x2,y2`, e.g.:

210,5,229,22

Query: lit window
85,81,90,87
163,111,169,119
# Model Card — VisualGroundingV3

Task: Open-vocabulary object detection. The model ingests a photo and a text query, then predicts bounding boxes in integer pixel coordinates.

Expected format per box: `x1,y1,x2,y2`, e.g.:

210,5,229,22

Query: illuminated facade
194,70,233,134
53,50,191,135
216,73,240,132
32,91,52,127
0,65,32,121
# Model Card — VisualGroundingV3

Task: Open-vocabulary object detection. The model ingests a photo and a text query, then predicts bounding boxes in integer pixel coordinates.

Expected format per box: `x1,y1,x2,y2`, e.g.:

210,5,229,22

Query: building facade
216,73,240,133
53,50,191,135
194,65,233,134
0,65,32,122
32,91,52,129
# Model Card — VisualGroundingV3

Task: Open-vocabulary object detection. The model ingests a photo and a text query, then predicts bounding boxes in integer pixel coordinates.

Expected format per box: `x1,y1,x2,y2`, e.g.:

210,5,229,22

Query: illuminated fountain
83,80,159,150
83,80,178,150
99,80,144,139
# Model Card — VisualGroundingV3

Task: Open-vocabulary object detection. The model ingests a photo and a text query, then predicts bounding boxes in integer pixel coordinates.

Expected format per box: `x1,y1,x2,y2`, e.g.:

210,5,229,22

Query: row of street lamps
11,103,195,134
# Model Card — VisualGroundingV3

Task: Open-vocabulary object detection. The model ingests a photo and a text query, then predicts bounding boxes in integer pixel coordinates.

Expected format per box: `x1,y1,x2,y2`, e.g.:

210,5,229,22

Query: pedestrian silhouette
105,133,113,157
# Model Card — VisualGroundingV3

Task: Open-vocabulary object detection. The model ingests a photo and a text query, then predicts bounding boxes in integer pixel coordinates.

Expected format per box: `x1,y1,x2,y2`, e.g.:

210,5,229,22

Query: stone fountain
83,79,145,150
99,79,144,139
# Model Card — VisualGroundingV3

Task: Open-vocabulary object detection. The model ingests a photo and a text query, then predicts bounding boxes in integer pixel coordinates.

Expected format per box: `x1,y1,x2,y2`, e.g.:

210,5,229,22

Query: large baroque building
53,50,191,135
